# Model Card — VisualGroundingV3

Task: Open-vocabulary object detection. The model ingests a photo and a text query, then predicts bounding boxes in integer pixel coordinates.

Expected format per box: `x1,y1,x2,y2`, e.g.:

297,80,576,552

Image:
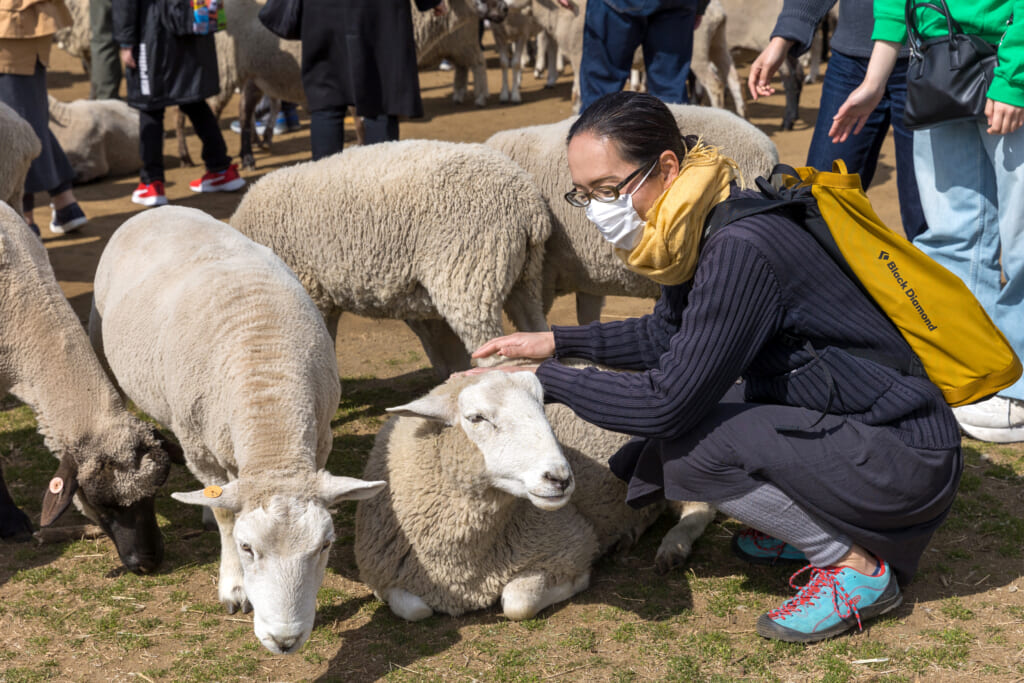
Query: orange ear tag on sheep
203,485,223,499
48,477,64,494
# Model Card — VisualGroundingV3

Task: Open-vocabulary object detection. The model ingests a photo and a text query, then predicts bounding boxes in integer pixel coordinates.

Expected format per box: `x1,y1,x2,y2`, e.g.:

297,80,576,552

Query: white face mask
584,163,657,251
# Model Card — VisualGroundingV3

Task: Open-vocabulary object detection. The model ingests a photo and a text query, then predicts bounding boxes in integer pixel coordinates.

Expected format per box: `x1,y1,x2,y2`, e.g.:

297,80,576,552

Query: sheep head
388,372,575,510
474,0,508,23
171,472,385,654
40,424,178,574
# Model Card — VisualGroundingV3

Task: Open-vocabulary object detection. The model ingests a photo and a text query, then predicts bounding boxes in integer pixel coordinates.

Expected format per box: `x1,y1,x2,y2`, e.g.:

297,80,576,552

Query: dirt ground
7,38,1011,683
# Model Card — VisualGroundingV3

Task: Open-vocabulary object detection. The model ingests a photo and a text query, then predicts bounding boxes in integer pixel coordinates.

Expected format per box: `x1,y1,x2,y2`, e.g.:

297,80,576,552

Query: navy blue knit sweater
535,206,961,451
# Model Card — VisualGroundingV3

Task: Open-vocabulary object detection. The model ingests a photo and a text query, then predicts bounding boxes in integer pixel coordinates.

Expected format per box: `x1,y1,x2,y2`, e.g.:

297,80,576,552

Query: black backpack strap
702,197,803,242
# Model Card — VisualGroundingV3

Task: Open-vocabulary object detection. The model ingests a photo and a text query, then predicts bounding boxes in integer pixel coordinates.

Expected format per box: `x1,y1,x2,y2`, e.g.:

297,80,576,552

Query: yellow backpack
704,161,1021,406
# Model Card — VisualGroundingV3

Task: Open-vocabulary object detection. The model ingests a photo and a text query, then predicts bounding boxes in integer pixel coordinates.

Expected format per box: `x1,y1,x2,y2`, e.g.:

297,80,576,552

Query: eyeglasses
563,158,659,208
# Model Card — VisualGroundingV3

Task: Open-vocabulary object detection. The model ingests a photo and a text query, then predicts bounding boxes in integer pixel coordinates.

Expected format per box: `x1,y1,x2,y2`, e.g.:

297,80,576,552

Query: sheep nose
543,472,572,492
270,634,300,653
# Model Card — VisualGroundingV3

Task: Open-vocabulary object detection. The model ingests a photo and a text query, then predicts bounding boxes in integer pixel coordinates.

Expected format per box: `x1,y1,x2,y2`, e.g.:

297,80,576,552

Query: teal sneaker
756,558,902,643
731,528,807,566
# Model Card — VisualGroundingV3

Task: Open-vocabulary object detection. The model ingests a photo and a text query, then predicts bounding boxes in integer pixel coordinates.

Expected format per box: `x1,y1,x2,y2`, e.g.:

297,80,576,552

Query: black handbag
903,0,998,130
258,0,302,41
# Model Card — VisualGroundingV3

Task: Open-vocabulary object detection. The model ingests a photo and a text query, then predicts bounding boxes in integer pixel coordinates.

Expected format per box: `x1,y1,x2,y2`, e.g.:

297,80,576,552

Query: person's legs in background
181,99,244,193
362,114,399,144
641,4,696,105
886,57,928,241
89,0,122,99
309,107,347,160
133,106,169,206
578,1,643,112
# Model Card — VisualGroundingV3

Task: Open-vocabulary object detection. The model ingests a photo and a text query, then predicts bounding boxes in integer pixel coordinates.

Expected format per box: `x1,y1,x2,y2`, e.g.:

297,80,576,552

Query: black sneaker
49,202,87,235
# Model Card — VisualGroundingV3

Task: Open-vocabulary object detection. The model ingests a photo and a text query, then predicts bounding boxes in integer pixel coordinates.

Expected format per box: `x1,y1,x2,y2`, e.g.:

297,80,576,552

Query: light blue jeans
912,118,1024,400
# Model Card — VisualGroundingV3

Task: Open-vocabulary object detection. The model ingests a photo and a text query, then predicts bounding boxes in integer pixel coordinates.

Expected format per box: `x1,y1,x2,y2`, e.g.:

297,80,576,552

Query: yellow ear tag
203,485,223,499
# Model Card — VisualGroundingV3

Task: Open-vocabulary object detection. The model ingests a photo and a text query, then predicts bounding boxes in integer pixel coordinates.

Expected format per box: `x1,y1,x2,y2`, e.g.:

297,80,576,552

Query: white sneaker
953,395,1024,443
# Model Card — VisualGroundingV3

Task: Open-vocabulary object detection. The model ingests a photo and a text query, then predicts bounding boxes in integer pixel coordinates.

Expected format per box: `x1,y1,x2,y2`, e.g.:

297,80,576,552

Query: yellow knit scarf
617,142,739,285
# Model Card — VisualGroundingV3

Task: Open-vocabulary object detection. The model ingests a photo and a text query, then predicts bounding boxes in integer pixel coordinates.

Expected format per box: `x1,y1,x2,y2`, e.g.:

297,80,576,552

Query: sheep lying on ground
48,96,140,183
0,101,41,213
415,0,509,107
355,369,716,620
229,139,551,379
88,206,385,654
485,104,778,323
0,201,177,573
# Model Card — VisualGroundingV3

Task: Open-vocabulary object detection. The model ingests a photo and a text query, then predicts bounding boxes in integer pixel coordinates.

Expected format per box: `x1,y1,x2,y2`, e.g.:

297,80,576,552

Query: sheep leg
260,98,282,150
471,61,489,107
497,33,512,103
710,30,746,119
509,36,526,104
503,286,549,333
0,464,32,541
501,569,590,620
452,63,469,105
654,501,717,574
380,587,433,621
404,319,472,379
575,293,604,325
238,81,263,170
212,506,252,614
175,108,197,167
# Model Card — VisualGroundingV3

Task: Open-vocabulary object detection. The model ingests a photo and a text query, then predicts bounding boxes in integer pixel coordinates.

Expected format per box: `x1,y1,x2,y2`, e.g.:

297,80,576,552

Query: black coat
300,0,438,117
112,0,221,110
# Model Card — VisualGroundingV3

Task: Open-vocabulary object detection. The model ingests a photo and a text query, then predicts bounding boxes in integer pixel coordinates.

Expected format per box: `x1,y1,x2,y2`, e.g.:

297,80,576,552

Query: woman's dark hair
567,91,697,165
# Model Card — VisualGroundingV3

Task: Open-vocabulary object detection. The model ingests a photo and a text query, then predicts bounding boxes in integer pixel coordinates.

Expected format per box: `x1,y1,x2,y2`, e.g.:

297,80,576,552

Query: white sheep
355,370,716,620
47,96,140,183
491,0,540,104
54,0,91,73
228,139,552,379
0,101,41,213
484,104,778,323
415,0,509,107
528,0,584,109
87,205,385,654
0,200,177,573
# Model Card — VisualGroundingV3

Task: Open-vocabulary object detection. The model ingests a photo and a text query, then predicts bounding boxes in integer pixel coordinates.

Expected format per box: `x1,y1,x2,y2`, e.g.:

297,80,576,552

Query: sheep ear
315,471,386,507
40,457,80,527
386,394,455,424
152,428,186,465
171,481,241,511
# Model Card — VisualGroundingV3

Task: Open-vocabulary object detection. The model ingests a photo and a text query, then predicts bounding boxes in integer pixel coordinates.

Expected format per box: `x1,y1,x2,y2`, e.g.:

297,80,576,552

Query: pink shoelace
767,564,865,631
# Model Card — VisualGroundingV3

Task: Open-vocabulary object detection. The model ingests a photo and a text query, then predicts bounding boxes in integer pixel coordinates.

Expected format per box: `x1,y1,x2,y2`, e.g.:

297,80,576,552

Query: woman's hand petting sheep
472,331,555,362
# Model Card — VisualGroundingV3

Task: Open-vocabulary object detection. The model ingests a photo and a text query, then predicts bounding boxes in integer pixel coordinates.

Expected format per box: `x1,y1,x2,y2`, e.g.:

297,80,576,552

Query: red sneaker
131,181,168,207
189,164,246,193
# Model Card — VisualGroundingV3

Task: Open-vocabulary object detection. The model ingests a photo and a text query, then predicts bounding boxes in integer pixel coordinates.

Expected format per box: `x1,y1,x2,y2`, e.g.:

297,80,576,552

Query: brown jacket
0,0,72,74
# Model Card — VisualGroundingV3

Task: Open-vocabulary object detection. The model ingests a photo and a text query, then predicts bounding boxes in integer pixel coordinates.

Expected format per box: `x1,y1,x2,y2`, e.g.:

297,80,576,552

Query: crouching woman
472,91,962,643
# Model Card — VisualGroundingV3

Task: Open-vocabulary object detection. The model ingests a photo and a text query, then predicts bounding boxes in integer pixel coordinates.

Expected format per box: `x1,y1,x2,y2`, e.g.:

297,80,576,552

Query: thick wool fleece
228,139,551,364
0,101,41,211
0,201,170,507
354,374,662,617
484,104,779,312
88,206,340,499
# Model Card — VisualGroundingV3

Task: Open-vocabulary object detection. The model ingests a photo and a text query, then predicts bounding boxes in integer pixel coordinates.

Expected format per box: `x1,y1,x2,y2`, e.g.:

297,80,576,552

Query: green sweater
873,0,1024,107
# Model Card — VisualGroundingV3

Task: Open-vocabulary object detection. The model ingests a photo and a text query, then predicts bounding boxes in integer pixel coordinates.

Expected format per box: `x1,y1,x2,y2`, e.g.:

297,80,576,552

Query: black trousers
139,101,230,183
309,108,398,160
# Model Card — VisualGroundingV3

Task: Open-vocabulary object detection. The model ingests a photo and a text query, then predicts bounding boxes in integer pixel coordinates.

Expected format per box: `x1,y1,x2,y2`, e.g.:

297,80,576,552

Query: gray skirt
0,60,74,197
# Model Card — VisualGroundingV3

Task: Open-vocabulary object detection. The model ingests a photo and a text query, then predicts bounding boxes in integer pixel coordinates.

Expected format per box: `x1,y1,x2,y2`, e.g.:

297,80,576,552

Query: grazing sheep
88,206,385,654
229,139,552,378
47,96,140,183
355,370,716,620
415,0,509,107
0,201,176,574
0,101,41,213
484,104,778,322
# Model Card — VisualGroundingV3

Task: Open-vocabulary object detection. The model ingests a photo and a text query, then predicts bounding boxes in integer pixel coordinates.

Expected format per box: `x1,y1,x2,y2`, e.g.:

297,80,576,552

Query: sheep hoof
511,93,522,105
654,541,692,575
499,91,510,103
385,588,433,621
221,586,251,614
240,153,257,171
